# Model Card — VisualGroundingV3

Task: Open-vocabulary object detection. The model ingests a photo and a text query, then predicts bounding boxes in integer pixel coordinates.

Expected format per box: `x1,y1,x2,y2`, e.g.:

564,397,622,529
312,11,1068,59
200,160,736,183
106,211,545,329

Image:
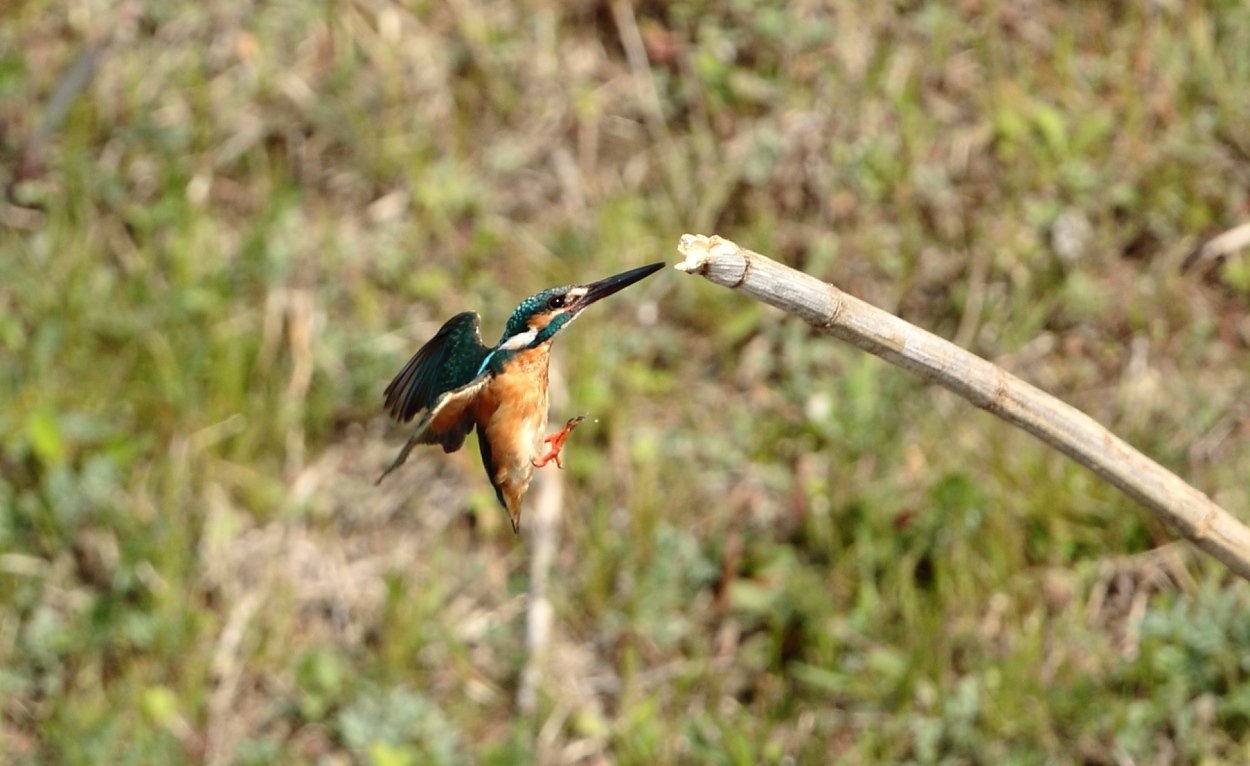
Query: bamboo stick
675,234,1250,581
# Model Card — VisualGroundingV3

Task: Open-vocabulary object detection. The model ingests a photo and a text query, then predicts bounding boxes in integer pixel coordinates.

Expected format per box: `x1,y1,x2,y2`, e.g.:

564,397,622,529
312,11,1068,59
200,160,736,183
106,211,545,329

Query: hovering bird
377,262,664,533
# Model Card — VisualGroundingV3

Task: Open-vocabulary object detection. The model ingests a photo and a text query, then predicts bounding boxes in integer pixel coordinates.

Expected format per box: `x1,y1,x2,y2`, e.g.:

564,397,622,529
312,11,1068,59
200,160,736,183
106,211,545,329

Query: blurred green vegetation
3,0,1250,763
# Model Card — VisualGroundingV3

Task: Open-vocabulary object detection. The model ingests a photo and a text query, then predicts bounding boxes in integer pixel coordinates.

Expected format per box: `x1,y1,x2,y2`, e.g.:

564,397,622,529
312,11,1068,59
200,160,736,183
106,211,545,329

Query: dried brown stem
676,234,1250,581
518,360,568,713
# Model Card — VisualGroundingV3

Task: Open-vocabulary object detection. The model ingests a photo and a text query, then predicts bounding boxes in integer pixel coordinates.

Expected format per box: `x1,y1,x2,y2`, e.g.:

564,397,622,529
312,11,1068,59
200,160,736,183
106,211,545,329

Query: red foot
532,416,585,469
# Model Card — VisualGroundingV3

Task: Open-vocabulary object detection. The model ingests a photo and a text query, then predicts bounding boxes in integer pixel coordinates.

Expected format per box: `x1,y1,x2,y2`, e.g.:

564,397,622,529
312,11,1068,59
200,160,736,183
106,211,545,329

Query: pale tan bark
676,234,1250,581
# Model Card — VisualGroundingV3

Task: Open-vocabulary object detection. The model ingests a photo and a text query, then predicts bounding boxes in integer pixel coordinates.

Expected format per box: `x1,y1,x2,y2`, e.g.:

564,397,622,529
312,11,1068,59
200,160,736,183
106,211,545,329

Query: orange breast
472,346,551,528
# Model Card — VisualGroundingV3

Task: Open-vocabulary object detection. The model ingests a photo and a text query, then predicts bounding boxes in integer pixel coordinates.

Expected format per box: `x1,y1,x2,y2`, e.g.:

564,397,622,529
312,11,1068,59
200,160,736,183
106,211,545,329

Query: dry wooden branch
675,234,1250,581
518,463,561,714
1182,221,1250,272
518,359,568,714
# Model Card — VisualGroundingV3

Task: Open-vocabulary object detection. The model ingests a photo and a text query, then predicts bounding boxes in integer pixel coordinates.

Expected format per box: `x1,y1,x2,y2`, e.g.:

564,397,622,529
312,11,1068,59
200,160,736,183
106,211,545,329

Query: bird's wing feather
383,311,490,423
375,372,492,484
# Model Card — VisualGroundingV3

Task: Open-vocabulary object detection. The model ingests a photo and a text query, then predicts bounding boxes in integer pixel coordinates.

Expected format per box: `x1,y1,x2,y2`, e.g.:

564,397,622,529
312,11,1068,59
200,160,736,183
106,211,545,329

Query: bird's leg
532,416,584,469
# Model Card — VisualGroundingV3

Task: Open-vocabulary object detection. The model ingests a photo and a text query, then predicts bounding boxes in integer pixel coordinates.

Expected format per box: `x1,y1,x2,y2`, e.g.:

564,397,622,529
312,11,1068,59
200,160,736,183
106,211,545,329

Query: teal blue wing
376,372,492,484
383,311,491,423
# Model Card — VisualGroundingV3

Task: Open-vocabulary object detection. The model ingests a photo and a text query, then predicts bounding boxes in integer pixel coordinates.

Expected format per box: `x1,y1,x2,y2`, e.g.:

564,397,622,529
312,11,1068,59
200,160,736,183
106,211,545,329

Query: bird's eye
547,294,566,310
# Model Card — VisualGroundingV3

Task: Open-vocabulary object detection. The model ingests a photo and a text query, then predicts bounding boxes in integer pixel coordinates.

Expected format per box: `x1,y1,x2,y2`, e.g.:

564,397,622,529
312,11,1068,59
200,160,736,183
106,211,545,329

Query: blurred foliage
2,0,1250,763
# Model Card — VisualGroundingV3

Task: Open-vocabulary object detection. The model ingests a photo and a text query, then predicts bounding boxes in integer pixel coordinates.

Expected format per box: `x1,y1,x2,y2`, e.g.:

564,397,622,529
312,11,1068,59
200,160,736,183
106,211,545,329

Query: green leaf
369,742,419,766
141,686,180,726
25,407,64,465
1030,101,1069,156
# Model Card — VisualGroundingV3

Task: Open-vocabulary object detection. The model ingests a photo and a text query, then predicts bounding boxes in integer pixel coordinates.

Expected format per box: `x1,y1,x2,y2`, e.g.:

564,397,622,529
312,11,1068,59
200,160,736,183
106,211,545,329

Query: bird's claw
532,416,585,469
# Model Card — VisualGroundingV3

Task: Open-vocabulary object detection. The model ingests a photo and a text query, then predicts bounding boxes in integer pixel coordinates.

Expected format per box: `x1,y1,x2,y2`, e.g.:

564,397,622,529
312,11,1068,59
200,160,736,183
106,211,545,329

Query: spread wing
383,311,491,422
375,373,492,485
377,312,494,484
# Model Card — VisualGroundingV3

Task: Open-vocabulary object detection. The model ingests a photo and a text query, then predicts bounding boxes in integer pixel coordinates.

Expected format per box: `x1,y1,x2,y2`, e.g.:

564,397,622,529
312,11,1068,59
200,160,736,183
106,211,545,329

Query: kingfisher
376,262,664,533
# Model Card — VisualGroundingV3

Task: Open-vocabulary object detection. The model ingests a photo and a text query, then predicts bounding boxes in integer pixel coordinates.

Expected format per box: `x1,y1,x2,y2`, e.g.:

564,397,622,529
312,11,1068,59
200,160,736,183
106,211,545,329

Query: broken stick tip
676,233,741,273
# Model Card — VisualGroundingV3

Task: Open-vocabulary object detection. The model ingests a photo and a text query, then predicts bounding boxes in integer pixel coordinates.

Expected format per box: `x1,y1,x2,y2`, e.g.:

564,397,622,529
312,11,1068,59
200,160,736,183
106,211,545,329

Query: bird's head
495,262,664,352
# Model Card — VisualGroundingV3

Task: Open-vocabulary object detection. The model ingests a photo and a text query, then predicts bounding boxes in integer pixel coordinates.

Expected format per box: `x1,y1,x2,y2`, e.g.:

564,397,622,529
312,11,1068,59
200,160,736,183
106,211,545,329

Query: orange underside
471,346,551,529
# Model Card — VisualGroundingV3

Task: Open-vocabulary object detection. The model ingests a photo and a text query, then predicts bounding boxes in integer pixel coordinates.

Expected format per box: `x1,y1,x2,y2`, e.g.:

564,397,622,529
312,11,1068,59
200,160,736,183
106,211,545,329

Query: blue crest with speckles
499,287,573,344
475,286,576,376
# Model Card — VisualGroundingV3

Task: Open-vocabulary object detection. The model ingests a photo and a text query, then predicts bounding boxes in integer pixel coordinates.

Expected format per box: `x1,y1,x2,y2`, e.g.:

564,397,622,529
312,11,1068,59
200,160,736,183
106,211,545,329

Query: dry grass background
2,1,1250,764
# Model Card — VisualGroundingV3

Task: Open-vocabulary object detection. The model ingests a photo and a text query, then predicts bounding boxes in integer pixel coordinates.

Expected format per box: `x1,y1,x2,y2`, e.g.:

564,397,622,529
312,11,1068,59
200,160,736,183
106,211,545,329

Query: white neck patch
476,328,542,376
498,328,538,351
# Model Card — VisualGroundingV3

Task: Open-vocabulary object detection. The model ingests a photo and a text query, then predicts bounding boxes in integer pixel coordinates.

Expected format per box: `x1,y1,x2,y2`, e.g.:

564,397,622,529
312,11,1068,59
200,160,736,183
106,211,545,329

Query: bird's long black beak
575,262,664,309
